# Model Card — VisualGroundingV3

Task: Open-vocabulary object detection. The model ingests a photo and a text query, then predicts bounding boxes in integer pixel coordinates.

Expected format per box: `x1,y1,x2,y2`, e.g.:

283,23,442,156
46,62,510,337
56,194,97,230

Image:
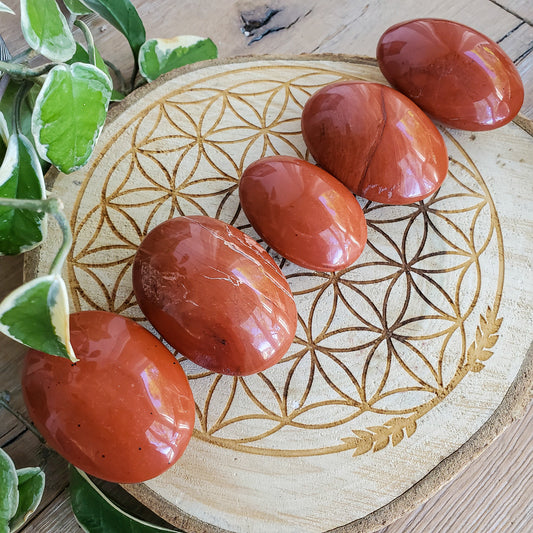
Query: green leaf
9,467,45,532
31,62,111,174
64,0,92,15
67,42,111,80
78,0,146,59
20,0,76,62
69,467,181,533
0,81,33,141
0,82,50,174
0,449,18,532
0,274,76,361
139,36,217,82
111,90,125,102
0,133,46,255
0,2,14,15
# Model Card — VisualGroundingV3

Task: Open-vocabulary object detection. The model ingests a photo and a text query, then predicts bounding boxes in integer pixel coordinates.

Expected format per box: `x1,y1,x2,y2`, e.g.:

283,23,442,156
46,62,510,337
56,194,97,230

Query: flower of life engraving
67,61,503,457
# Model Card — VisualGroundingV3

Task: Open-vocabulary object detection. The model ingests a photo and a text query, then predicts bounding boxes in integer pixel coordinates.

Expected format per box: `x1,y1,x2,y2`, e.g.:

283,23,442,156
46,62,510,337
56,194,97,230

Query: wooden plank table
1,1,531,531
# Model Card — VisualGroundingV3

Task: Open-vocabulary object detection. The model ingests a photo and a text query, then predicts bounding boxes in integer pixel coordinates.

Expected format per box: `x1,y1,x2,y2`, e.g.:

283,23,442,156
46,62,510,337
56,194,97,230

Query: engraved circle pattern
68,62,503,456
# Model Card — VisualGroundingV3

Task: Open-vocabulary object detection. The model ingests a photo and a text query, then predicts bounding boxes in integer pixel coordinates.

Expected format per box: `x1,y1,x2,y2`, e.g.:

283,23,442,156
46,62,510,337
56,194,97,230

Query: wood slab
27,55,533,532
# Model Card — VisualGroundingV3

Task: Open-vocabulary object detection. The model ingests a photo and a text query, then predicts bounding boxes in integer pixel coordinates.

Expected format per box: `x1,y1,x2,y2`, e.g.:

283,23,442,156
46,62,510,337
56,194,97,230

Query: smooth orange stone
22,311,195,484
132,215,297,376
301,81,448,205
239,155,367,271
377,18,524,131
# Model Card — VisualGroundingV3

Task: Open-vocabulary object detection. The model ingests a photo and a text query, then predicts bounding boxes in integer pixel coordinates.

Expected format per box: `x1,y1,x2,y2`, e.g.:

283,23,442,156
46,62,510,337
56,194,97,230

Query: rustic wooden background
0,1,531,531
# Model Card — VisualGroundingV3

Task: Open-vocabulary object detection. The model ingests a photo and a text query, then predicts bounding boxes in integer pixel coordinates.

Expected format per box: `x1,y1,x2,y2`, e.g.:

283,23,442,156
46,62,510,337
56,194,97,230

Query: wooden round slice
27,55,533,533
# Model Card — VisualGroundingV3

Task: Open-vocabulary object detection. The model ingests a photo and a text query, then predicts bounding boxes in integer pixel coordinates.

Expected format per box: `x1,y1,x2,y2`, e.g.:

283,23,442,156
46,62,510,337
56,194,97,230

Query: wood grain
2,1,531,120
379,399,533,533
0,0,531,532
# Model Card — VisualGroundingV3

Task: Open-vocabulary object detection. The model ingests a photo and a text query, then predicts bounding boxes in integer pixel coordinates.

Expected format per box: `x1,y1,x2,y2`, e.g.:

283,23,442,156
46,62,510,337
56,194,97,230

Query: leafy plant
0,1,217,528
70,466,182,532
138,36,217,83
0,447,45,532
0,0,217,360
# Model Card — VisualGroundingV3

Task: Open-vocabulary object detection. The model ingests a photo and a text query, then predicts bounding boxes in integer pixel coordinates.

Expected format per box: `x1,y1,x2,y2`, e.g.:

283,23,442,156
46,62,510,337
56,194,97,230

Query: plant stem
0,197,48,210
0,197,55,212
48,200,72,277
0,391,46,445
130,64,139,93
0,60,55,79
104,59,126,94
13,81,32,134
11,47,33,62
133,76,148,91
0,197,72,275
74,19,97,66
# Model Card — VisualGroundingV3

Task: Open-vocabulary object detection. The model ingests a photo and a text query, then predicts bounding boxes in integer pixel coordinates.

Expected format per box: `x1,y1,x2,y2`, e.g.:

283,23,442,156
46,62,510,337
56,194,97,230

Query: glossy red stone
132,215,297,376
239,155,367,271
21,311,195,484
377,18,524,131
301,81,448,205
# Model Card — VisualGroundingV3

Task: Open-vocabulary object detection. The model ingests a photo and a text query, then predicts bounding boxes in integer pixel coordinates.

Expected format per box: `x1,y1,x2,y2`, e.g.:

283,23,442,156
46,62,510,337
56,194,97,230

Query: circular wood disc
29,56,533,532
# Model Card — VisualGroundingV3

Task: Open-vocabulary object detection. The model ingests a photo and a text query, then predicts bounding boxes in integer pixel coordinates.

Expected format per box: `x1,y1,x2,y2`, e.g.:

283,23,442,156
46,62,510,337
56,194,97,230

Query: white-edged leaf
0,2,14,15
20,0,76,62
31,62,111,174
77,0,146,59
69,466,179,532
0,274,77,361
9,467,45,532
139,36,217,82
67,42,111,82
0,133,47,255
0,449,18,531
0,111,8,144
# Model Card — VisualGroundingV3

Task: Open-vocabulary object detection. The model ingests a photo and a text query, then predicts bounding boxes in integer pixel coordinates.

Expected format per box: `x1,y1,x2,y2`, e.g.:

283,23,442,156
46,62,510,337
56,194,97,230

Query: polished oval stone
377,18,524,131
132,215,297,376
301,81,448,205
22,311,195,483
239,155,367,271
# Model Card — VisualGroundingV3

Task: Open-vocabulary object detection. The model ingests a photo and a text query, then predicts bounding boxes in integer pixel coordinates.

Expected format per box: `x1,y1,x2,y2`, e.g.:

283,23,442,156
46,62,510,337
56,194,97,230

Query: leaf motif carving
391,429,404,447
466,307,503,371
373,435,389,452
471,362,485,373
343,416,419,456
405,418,417,437
342,430,373,457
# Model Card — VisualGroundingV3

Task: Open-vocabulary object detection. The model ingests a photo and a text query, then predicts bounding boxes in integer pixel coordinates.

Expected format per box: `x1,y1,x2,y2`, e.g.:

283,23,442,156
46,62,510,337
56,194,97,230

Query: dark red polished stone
301,81,448,205
132,215,297,376
377,18,524,131
22,311,195,483
239,155,367,272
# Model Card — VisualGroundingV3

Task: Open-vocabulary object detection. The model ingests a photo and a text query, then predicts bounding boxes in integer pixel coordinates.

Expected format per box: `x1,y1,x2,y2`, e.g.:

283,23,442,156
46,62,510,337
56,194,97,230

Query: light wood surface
1,1,532,532
31,54,533,532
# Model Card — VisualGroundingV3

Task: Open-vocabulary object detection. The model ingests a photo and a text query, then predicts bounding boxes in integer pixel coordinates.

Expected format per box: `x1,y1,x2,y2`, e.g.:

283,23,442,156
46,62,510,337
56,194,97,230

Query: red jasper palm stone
377,18,524,130
301,81,449,205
